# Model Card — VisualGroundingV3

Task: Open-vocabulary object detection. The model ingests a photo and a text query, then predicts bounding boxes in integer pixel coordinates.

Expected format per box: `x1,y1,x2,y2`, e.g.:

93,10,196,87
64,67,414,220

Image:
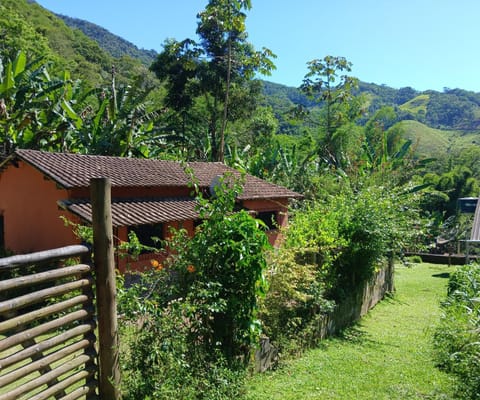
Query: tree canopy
150,0,275,161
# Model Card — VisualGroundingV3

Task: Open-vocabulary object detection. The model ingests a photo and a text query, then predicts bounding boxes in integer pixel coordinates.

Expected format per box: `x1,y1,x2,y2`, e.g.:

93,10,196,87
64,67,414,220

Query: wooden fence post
90,178,121,400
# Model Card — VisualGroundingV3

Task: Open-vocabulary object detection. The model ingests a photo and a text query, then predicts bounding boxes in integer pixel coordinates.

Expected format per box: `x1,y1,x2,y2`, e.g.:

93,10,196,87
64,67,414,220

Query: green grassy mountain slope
399,94,429,117
397,120,453,157
395,119,480,159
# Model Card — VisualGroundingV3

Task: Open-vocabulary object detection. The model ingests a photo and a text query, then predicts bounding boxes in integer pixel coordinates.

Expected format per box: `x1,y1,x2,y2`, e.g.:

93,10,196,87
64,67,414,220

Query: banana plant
0,51,82,154
76,71,164,157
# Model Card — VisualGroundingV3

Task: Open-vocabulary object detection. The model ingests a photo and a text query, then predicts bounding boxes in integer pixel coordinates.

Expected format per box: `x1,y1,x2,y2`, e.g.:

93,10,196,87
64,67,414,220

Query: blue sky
35,0,480,92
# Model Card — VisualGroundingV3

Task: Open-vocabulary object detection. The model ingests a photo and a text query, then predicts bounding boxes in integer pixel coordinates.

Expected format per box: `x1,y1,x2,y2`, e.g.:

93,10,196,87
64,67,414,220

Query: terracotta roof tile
14,149,301,200
60,198,199,227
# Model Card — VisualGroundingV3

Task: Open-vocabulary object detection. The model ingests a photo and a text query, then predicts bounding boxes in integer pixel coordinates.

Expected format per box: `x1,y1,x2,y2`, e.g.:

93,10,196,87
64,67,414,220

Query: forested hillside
1,0,152,87
264,80,480,132
56,14,157,66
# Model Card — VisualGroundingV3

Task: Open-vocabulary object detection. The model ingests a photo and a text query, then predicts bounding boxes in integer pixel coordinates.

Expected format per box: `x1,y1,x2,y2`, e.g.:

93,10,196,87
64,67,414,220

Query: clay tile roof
60,198,199,227
13,149,302,200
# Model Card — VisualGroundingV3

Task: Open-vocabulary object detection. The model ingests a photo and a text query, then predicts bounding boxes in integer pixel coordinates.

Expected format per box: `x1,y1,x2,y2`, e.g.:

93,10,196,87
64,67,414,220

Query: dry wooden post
90,177,121,400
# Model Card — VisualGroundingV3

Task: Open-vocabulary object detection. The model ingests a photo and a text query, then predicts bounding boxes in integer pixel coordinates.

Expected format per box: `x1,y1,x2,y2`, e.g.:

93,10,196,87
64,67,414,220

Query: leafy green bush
259,249,334,354
259,182,420,356
292,184,416,300
405,255,423,264
119,272,246,400
433,264,480,399
118,174,270,399
258,200,340,352
331,186,395,297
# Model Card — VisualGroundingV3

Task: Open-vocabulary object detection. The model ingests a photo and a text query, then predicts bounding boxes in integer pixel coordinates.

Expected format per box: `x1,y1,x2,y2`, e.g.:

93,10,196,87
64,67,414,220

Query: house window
128,223,164,252
256,211,278,231
193,219,204,230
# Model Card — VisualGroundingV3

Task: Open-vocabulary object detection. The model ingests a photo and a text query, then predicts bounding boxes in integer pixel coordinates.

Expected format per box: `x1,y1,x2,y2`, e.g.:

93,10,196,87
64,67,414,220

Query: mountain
55,14,158,66
262,80,480,159
263,80,480,131
0,0,151,88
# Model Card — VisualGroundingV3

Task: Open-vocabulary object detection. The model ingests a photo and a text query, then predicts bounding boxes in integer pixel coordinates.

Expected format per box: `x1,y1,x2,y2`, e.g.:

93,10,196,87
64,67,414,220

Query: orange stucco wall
0,161,78,254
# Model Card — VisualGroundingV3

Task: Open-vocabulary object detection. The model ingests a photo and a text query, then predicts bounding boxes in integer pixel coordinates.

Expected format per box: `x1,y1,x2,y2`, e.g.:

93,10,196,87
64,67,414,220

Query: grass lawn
245,263,457,400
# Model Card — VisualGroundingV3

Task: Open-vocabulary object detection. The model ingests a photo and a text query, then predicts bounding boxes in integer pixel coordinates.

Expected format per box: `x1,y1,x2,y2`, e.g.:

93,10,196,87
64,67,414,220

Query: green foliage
119,278,246,400
259,249,335,354
57,14,157,66
118,174,270,398
0,51,83,154
73,73,163,157
150,0,276,161
426,91,476,129
332,186,398,294
259,180,421,357
0,2,51,61
300,55,362,168
420,166,479,218
433,264,480,399
60,216,93,244
173,174,271,361
291,184,418,300
405,255,423,264
0,0,147,89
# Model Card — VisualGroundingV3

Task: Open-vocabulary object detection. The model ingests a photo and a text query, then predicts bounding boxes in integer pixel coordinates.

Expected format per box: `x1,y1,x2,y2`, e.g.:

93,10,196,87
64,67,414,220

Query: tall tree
300,56,361,168
151,0,275,162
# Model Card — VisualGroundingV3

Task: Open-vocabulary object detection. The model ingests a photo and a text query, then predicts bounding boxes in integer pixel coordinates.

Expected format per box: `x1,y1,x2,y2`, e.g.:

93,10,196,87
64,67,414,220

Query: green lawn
246,263,457,400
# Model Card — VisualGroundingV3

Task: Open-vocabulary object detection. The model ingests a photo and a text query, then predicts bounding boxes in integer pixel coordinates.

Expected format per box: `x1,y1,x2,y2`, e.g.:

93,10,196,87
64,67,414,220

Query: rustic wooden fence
0,245,97,400
0,178,120,400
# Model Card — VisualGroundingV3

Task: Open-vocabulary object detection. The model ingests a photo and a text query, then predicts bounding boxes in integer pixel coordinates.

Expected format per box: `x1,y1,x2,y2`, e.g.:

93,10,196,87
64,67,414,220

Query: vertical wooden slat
90,177,120,400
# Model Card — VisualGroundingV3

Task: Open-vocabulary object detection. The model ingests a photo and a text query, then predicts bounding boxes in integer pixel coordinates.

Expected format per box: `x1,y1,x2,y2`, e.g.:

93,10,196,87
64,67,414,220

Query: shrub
332,186,402,295
259,182,419,356
405,255,423,264
259,249,334,354
119,275,246,400
433,264,480,399
258,201,340,352
118,174,270,399
286,184,416,300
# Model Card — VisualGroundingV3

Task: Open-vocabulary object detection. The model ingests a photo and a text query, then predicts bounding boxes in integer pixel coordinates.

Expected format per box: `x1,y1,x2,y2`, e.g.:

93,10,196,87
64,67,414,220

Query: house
0,149,301,271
